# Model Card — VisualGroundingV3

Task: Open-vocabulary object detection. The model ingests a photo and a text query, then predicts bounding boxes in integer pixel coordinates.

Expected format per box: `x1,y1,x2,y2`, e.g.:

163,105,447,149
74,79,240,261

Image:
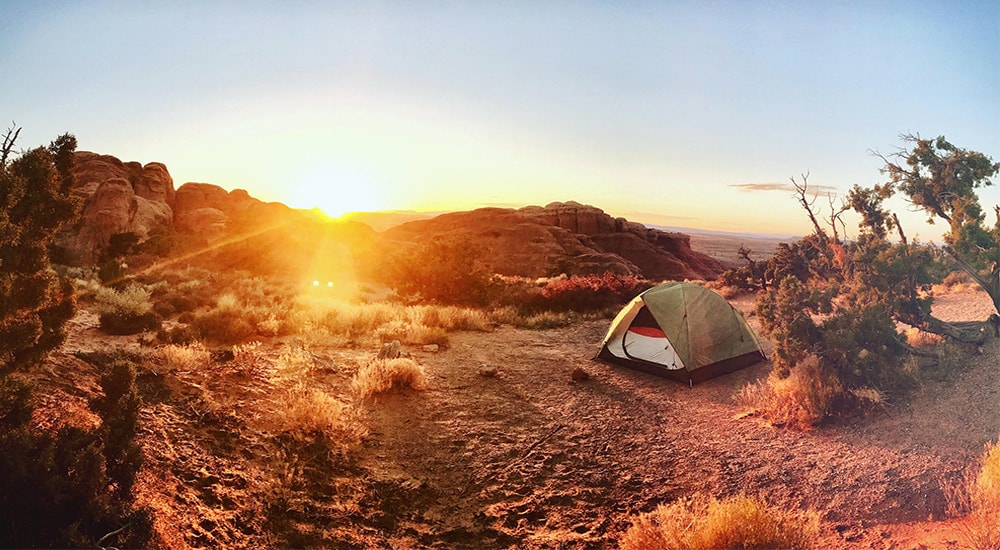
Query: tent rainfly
597,282,765,383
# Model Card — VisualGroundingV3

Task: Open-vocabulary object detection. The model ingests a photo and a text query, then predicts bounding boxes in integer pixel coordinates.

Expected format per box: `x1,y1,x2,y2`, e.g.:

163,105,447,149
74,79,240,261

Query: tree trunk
896,311,989,345
944,247,1000,315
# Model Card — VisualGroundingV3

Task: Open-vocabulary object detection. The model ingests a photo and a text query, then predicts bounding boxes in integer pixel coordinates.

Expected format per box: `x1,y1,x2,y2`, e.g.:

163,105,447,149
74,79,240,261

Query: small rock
571,367,590,381
478,364,498,377
211,348,235,363
422,344,440,353
377,340,402,360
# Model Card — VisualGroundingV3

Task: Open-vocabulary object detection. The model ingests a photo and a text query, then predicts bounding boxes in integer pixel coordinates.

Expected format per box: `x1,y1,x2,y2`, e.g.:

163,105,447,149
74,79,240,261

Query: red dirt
35,288,1000,548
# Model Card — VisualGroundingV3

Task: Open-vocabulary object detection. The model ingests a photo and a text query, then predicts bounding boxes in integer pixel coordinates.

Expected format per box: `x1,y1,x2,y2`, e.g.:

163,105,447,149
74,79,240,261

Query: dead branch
827,193,849,244
1,123,21,169
791,172,828,246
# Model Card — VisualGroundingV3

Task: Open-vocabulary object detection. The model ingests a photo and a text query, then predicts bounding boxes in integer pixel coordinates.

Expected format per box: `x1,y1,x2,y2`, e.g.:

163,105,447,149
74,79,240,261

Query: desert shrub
948,440,1000,549
535,272,651,313
403,324,450,347
910,339,969,383
366,236,493,305
0,130,151,547
905,327,944,348
270,386,366,445
274,345,315,379
940,269,975,292
256,312,283,336
98,259,128,284
0,374,152,548
619,493,819,550
352,358,427,399
487,305,524,326
156,322,198,345
191,294,258,344
156,291,200,316
717,266,758,294
95,284,162,335
411,304,492,331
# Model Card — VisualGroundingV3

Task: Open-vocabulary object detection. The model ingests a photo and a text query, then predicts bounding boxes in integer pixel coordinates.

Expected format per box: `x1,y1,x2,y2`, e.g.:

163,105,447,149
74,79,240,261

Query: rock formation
58,152,176,263
173,183,259,236
383,201,724,280
56,152,721,281
58,152,274,264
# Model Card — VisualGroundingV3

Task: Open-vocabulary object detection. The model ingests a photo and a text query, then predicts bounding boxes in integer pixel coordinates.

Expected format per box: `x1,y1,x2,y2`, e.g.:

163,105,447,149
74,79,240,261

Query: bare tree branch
791,172,828,246
1,122,21,170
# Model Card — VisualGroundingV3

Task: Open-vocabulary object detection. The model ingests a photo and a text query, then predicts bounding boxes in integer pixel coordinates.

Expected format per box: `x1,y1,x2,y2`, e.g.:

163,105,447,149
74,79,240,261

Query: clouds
730,182,840,195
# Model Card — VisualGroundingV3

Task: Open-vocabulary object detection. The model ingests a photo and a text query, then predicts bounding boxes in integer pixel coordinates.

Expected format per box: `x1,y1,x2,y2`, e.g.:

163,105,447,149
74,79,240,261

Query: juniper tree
0,124,79,373
0,126,151,547
876,135,1000,314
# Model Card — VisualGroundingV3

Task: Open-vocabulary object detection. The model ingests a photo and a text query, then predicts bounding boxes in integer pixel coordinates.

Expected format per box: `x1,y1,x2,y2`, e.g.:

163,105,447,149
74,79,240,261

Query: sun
288,160,385,218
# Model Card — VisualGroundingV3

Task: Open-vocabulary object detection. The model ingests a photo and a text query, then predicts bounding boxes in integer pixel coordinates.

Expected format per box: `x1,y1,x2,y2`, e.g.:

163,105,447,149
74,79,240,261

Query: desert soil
35,288,1000,549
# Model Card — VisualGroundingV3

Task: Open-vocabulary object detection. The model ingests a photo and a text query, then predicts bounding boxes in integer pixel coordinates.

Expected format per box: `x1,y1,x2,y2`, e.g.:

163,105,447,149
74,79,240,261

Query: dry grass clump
270,386,367,446
411,305,492,331
905,327,944,348
352,358,427,399
273,344,316,379
232,341,271,378
949,440,1000,549
294,299,489,346
619,493,819,550
190,293,258,343
517,310,577,330
158,343,210,373
737,355,843,429
935,270,975,294
398,324,449,347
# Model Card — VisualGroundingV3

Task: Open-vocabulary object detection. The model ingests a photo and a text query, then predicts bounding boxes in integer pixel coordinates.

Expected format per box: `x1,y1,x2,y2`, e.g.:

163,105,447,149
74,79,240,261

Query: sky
1,1,998,238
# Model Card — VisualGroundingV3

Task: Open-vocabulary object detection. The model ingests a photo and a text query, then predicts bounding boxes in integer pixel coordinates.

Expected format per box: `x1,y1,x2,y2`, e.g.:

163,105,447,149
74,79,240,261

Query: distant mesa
383,200,725,280
56,153,723,281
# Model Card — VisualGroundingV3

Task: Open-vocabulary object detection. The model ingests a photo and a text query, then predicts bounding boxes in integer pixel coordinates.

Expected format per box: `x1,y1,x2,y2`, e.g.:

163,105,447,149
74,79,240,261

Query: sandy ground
34,288,1000,549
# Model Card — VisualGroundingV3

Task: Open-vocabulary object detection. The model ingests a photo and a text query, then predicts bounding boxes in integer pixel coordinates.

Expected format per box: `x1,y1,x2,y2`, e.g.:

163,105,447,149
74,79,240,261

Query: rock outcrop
58,152,176,263
173,183,260,236
58,153,274,264
383,201,724,280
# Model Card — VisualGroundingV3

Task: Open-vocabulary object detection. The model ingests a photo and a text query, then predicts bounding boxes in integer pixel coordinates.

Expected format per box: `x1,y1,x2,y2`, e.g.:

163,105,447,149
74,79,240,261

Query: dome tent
597,282,765,383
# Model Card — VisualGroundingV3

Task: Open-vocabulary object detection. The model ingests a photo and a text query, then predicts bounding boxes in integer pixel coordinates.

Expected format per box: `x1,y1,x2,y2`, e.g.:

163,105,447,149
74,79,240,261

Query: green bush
91,359,143,500
96,284,161,335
